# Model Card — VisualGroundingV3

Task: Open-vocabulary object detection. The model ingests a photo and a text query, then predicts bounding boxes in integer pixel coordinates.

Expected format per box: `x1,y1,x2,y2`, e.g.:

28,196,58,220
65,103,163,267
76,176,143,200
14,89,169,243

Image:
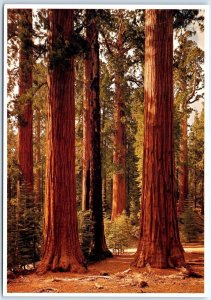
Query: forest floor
7,243,204,294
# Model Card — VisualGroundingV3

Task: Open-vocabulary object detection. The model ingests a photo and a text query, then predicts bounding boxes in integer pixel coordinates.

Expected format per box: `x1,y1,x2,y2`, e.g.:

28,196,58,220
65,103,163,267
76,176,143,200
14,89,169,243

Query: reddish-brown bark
132,10,185,268
18,9,33,191
37,9,85,273
111,20,126,221
86,10,112,260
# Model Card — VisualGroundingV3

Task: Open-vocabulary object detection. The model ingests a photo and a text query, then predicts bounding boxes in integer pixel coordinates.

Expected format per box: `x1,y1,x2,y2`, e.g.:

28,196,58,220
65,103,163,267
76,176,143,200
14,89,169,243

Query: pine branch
189,94,203,104
100,31,114,55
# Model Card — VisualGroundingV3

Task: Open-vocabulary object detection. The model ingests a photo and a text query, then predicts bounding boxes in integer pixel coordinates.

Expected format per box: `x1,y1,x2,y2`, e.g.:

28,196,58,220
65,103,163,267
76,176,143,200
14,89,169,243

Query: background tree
18,9,33,192
100,62,114,215
101,9,144,220
132,10,185,268
111,11,127,220
32,62,48,209
174,32,204,213
82,10,112,260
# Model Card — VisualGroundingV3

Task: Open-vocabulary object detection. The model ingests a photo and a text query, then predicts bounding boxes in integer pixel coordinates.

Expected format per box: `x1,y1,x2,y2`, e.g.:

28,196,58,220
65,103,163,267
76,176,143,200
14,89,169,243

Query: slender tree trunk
35,109,41,206
132,10,185,268
82,27,91,211
18,9,33,191
87,10,112,260
111,21,126,221
38,10,85,273
178,108,189,212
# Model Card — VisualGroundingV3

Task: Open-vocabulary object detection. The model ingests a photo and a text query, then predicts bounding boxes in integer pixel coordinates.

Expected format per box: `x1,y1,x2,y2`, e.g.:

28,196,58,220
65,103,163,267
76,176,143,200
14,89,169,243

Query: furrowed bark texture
82,21,91,211
132,10,185,268
38,9,85,273
111,19,126,221
18,9,33,191
87,11,112,260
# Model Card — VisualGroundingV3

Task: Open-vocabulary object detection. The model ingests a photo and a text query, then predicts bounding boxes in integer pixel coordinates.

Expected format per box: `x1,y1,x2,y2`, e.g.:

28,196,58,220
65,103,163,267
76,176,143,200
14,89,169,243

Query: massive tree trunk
87,10,112,260
38,9,85,273
111,20,126,221
132,10,185,268
82,23,91,211
18,9,33,191
178,107,189,212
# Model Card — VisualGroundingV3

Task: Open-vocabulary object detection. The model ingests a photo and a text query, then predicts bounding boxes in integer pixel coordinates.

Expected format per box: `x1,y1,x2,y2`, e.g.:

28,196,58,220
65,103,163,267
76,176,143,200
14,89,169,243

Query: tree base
131,244,186,269
37,256,87,274
88,249,113,262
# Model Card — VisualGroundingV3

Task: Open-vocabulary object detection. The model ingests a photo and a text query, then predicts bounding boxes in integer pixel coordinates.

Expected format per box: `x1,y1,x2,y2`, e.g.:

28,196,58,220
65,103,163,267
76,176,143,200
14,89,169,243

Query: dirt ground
7,243,204,294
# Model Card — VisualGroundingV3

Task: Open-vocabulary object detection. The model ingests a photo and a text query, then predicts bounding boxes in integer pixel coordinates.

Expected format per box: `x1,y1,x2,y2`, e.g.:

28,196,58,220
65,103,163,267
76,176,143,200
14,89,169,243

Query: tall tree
32,62,48,210
18,9,33,191
101,10,144,220
38,9,85,273
111,12,127,220
174,33,204,212
81,12,91,212
132,10,185,268
83,10,112,260
100,62,114,216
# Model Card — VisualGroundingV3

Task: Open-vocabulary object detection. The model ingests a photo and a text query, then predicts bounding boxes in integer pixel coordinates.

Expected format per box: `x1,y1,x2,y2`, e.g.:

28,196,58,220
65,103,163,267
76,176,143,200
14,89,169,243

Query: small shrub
179,207,203,243
7,183,42,271
129,201,139,225
77,210,94,258
104,212,132,254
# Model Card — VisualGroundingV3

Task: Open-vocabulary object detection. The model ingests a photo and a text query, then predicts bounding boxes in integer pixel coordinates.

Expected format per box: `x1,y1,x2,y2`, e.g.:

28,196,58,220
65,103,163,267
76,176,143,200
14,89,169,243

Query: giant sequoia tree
82,10,112,260
38,9,85,273
174,33,204,213
111,12,127,220
132,10,185,268
18,9,33,191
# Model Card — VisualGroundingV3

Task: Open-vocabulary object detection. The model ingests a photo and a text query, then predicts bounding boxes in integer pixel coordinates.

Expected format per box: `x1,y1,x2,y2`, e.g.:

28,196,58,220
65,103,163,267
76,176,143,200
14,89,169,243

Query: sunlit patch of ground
7,243,204,294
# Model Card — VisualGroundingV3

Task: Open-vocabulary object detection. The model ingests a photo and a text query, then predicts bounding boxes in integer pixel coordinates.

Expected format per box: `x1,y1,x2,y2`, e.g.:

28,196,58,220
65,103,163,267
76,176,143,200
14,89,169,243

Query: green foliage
7,183,42,270
130,88,144,189
7,120,20,200
77,210,94,258
179,207,203,242
174,31,204,109
104,212,132,253
129,201,140,226
48,32,88,70
173,31,204,204
188,108,204,212
173,10,204,31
